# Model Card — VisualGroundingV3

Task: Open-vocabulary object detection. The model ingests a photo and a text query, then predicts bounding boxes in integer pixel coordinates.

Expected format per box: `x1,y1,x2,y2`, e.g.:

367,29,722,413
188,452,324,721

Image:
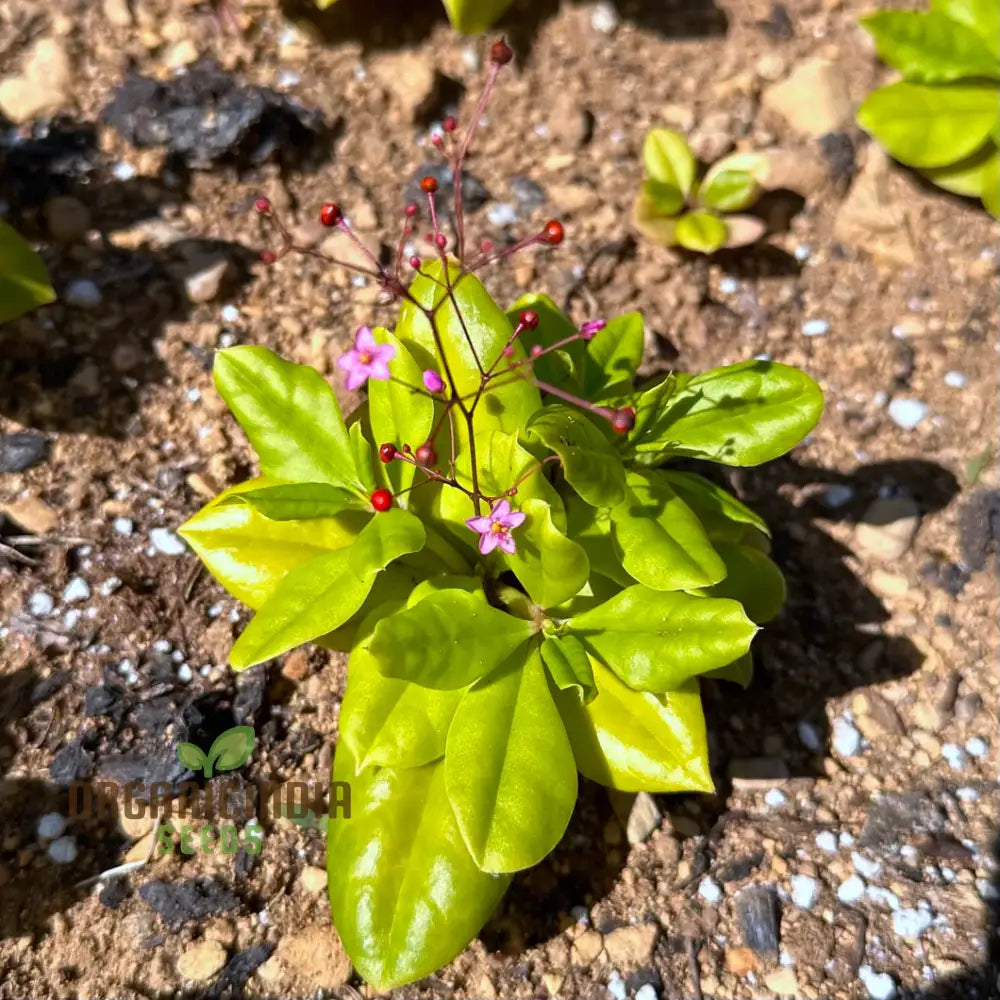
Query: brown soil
1,1,997,998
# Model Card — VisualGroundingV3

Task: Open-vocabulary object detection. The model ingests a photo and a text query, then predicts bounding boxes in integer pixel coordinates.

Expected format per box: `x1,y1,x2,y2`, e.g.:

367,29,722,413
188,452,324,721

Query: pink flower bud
422,369,445,393
579,319,607,341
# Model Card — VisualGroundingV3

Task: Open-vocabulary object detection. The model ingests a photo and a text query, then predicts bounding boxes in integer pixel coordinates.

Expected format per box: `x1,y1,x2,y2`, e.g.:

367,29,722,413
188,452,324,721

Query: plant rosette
857,0,1000,217
632,127,771,253
179,42,824,992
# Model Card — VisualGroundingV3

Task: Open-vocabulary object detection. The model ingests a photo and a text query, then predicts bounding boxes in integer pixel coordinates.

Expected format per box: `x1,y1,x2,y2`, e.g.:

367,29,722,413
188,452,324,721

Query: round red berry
415,443,437,466
405,203,419,217
490,39,514,65
542,219,565,245
378,443,397,463
420,176,438,194
409,255,422,269
442,116,458,133
519,309,539,331
260,249,277,264
254,197,271,215
320,202,343,227
370,489,393,511
611,408,636,434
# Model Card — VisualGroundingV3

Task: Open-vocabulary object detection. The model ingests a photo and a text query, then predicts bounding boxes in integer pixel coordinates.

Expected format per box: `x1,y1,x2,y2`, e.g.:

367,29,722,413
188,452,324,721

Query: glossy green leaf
229,509,425,669
178,478,368,610
567,585,757,692
634,360,824,467
609,471,727,591
661,470,770,542
922,142,998,195
316,569,420,653
707,542,786,624
698,169,761,212
219,482,363,521
368,588,535,689
674,210,729,254
932,0,1000,56
540,634,597,702
445,645,577,873
214,346,364,490
526,405,626,507
584,311,644,397
440,0,515,32
701,152,771,190
556,660,713,793
706,652,754,687
340,641,464,771
350,418,377,494
861,11,999,82
368,328,434,495
857,81,1000,169
982,151,1000,215
641,179,686,216
643,128,697,196
328,744,511,991
505,293,583,392
564,492,633,587
0,219,55,324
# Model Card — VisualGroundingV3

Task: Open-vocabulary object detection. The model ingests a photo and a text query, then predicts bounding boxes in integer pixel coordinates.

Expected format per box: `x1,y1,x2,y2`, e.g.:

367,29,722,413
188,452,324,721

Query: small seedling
0,219,56,324
632,127,769,253
858,1,1000,217
180,40,823,990
313,0,514,33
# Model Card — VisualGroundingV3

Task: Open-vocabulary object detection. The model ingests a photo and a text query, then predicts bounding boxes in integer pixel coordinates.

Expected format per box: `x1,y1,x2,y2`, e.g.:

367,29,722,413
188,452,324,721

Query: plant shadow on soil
281,0,728,55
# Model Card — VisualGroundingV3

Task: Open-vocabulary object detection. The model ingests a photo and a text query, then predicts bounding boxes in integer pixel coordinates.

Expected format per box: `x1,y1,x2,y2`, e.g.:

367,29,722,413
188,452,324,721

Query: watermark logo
176,725,255,778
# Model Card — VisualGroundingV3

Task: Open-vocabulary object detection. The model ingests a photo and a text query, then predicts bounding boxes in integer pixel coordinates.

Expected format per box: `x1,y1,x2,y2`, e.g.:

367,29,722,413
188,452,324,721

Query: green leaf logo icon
176,725,255,777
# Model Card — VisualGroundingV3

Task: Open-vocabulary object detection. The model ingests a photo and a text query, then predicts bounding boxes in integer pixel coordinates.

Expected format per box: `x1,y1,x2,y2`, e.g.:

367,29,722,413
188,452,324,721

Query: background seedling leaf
176,742,207,772
440,0,515,33
641,179,685,216
0,219,56,324
643,128,697,195
632,191,679,245
674,210,729,253
206,725,255,775
698,169,760,212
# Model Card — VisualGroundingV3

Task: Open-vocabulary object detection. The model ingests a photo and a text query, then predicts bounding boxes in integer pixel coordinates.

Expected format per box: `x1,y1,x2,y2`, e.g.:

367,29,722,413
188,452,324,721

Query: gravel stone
837,875,866,904
859,965,897,999
0,432,49,473
790,875,819,910
887,398,929,430
36,813,67,840
47,836,78,863
832,716,862,757
62,577,91,603
150,527,186,555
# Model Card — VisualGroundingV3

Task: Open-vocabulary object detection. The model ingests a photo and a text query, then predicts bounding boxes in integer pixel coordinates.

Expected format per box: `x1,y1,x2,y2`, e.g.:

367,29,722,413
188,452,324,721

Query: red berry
378,443,397,463
409,255,422,269
260,249,277,264
320,202,342,227
542,219,565,245
519,309,539,331
442,116,458,133
415,443,437,466
431,133,443,148
611,408,636,434
434,232,447,249
254,197,271,215
420,176,438,194
370,489,393,511
405,203,419,217
490,38,514,65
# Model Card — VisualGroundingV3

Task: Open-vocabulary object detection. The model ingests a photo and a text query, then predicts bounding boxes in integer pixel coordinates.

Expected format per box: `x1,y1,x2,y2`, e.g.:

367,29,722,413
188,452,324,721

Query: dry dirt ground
0,0,998,998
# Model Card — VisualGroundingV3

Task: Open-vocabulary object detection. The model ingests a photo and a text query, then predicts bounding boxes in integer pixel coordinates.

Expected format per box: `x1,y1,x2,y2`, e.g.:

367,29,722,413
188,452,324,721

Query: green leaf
567,585,757,692
541,634,597,702
661,470,770,543
340,640,464,771
439,0,515,33
641,179,686,216
176,742,207,772
643,128,697,195
503,498,590,608
368,329,434,495
860,11,999,83
213,346,364,491
178,478,368,610
674,210,729,254
328,744,511,991
229,509,425,669
698,169,761,212
932,0,1000,56
368,589,535,689
350,421,377,494
634,360,824,467
445,644,577,873
921,142,998,195
556,660,713,793
857,81,1000,169
701,152,771,191
584,312,644,397
609,471,727,591
633,191,679,245
526,405,627,507
564,493,633,587
0,219,55,324
706,652,753,687
981,149,1000,215
205,725,255,776
706,542,786,624
220,482,363,521
505,293,584,392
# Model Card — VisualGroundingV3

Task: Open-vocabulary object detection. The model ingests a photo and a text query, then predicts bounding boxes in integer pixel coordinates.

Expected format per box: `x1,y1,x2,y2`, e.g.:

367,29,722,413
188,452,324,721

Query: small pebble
36,813,67,840
839,832,856,848
47,836,77,864
62,576,91,603
28,590,55,616
220,304,240,323
892,907,933,939
177,664,193,683
823,484,855,508
698,877,723,904
815,831,838,853
719,276,739,294
859,965,897,1000
112,161,137,181
764,788,787,808
802,318,830,337
852,852,883,880
98,576,122,597
956,787,979,802
276,69,300,88
607,971,627,1000
635,986,658,1000
888,398,929,430
591,1,620,34
150,527,186,555
943,371,968,389
837,875,866,904
487,203,518,227
790,874,819,910
832,716,862,757
112,517,134,536
794,243,811,261
64,279,102,309
797,720,823,751
977,878,998,901
867,885,900,910
965,736,988,758
570,905,590,925
186,388,201,403
941,742,966,770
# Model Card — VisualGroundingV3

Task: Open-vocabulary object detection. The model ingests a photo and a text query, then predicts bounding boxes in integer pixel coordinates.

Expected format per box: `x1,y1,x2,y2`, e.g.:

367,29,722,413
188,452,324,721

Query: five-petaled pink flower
337,326,395,391
466,499,526,555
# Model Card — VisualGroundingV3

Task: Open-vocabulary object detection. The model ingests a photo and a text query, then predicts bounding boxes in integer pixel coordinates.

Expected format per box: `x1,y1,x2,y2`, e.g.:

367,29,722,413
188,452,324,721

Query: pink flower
422,369,445,393
337,326,395,391
465,499,526,556
579,319,606,341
